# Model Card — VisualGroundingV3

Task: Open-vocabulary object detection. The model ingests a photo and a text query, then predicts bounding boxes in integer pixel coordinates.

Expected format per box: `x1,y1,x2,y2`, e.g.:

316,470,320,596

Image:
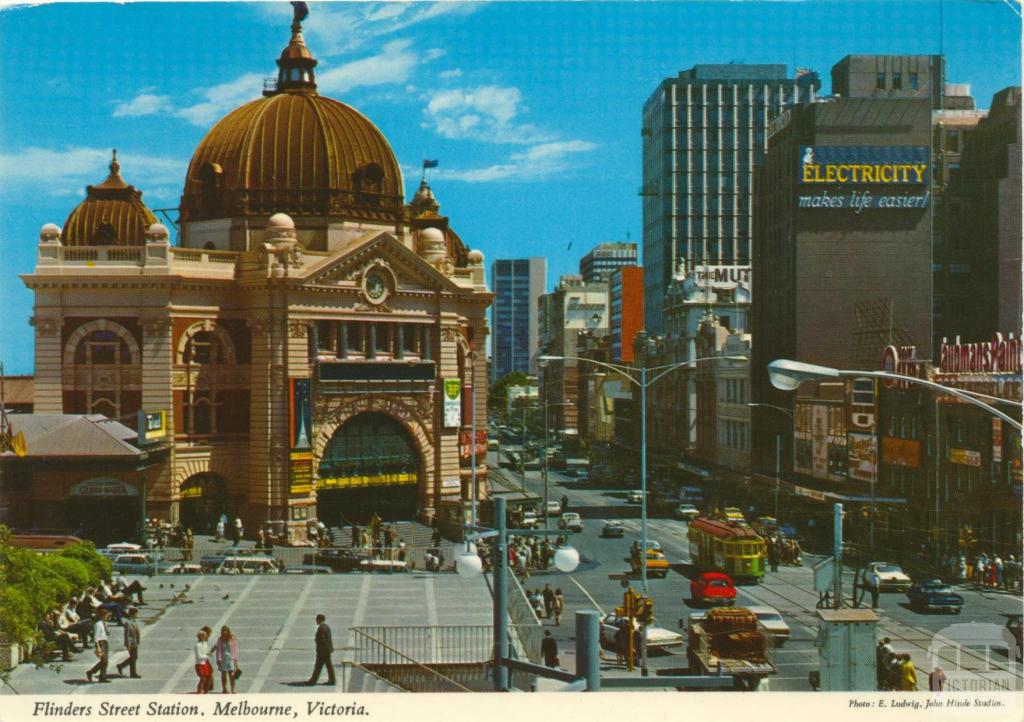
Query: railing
118,544,460,575
169,248,238,265
506,573,544,664
351,627,479,692
352,625,492,665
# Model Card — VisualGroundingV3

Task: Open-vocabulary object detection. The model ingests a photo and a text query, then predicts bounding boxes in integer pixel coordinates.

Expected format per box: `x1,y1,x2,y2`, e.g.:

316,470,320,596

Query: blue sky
0,0,1020,374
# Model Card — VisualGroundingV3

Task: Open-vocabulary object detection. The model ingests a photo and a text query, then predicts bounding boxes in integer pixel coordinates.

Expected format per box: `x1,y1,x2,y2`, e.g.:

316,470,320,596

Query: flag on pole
422,159,439,169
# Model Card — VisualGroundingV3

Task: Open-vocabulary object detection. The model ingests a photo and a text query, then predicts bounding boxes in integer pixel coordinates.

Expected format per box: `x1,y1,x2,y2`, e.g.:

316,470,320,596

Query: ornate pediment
303,231,464,295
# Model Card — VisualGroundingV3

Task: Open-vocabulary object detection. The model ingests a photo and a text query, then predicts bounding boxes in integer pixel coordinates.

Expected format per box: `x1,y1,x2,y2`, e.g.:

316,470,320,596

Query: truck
686,607,777,690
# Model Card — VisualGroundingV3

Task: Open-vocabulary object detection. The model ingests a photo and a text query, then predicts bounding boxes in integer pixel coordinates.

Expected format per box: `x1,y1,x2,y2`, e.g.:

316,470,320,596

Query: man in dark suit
116,607,141,678
541,630,559,668
307,614,336,685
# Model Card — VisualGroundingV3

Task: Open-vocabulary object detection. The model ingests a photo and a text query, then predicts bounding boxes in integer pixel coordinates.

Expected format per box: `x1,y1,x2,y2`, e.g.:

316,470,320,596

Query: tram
687,517,767,582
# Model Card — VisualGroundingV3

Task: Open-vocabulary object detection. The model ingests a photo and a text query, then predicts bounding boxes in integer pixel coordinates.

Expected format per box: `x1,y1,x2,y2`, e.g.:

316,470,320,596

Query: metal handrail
351,628,474,692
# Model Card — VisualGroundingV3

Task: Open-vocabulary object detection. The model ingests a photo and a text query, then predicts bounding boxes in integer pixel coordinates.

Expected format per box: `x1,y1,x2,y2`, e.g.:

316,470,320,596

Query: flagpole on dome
422,159,439,182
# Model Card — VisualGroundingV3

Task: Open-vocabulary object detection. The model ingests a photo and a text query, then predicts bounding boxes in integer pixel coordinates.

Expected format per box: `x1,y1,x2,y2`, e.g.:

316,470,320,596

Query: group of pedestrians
348,517,408,561
527,584,564,625
948,552,1019,590
84,606,141,683
193,625,240,694
875,637,919,691
766,535,802,572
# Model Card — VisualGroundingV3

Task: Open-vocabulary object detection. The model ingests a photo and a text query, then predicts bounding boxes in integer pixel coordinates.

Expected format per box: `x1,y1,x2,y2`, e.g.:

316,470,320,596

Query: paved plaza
2,572,494,696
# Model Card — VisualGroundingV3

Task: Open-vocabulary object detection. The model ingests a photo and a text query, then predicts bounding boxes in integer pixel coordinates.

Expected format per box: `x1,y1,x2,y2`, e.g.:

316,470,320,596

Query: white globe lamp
554,546,580,573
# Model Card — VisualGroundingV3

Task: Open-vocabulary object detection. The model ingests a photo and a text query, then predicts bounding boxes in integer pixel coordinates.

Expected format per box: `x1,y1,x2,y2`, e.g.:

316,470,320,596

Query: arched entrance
65,477,140,545
316,412,421,525
179,473,228,535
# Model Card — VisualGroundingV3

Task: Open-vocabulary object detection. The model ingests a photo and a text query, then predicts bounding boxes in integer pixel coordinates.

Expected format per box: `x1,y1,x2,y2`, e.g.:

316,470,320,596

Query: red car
690,571,737,607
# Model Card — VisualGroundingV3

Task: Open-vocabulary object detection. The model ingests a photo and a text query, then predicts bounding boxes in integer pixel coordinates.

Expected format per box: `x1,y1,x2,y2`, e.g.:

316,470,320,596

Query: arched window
74,329,133,365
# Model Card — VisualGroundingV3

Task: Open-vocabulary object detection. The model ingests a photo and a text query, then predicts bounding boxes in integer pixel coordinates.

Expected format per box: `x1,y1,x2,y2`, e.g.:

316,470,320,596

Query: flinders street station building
9,14,492,543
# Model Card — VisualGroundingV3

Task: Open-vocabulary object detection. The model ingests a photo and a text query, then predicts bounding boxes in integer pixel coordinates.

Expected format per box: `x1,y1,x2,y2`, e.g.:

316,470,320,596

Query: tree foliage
488,371,532,413
0,526,108,648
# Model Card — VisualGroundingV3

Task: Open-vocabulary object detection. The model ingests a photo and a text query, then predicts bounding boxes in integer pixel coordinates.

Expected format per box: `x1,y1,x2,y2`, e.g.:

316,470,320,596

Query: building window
876,72,886,90
892,72,902,90
909,72,918,90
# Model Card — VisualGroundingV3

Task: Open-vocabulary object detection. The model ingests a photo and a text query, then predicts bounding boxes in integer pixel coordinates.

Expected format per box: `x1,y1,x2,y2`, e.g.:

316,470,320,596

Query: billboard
289,378,312,450
798,146,930,211
443,378,462,428
950,448,982,467
811,405,829,479
848,432,877,483
882,437,922,469
137,410,168,445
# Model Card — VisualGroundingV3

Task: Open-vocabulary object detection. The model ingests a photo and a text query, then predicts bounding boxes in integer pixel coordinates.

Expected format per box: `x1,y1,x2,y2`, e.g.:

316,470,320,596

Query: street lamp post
746,403,795,525
540,353,748,597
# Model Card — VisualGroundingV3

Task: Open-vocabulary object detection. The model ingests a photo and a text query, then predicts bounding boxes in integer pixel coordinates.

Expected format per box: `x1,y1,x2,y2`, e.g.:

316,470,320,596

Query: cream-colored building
19,14,491,542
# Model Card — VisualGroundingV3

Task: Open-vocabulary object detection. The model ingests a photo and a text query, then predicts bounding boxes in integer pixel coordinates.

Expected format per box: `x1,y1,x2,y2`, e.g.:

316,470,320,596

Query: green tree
488,371,531,414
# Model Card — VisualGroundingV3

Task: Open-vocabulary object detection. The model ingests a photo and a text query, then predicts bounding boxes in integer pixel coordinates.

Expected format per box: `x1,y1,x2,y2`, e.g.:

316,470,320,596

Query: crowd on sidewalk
942,552,1021,591
38,576,147,663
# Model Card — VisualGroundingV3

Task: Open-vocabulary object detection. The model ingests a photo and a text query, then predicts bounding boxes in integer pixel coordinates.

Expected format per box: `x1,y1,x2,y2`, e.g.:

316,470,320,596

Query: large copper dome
63,152,158,246
179,17,404,225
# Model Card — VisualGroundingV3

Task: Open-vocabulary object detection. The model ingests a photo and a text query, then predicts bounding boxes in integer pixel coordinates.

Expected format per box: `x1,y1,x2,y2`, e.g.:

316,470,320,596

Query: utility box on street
814,608,879,691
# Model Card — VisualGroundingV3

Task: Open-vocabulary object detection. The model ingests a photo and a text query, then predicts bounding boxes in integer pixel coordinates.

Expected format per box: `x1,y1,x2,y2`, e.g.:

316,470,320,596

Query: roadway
502,453,1023,692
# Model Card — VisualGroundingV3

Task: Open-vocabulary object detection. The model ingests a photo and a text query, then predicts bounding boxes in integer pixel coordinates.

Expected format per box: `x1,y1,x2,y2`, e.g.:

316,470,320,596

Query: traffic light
638,598,654,625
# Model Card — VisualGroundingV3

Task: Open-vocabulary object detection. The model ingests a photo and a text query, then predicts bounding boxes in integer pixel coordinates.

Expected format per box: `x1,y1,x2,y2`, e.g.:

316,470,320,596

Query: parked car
690,571,737,607
200,547,257,572
520,510,541,529
599,614,683,650
905,579,964,613
744,605,791,646
631,539,661,553
303,548,368,573
601,521,625,538
558,512,584,532
112,553,169,576
863,562,913,593
284,564,333,575
626,490,644,504
217,557,280,574
165,561,204,575
674,503,701,521
546,500,563,516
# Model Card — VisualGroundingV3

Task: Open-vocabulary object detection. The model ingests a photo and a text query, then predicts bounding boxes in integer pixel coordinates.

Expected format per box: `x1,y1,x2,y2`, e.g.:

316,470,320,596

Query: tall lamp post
540,353,748,594
746,403,794,524
768,359,1023,602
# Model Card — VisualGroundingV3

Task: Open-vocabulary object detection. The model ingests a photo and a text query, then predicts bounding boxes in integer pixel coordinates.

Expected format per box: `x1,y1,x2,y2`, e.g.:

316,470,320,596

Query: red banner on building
459,430,488,461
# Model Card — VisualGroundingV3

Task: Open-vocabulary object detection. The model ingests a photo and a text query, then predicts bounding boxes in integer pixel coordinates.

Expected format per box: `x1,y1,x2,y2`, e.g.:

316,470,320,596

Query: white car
673,503,700,521
626,490,644,503
599,614,683,650
558,512,583,532
520,510,540,529
546,500,563,516
744,605,791,647
863,562,912,592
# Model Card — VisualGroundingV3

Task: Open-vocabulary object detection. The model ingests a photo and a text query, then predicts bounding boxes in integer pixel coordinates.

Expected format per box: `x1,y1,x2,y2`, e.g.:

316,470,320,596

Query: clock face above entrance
361,267,391,305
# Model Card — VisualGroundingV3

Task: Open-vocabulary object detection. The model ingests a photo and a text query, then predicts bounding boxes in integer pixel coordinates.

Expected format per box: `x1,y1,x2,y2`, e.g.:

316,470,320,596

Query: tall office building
608,266,644,363
641,64,820,333
490,258,546,382
579,242,638,283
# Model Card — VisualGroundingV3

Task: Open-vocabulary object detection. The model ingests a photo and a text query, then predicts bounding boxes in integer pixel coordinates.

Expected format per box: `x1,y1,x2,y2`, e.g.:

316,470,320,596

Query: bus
687,517,767,582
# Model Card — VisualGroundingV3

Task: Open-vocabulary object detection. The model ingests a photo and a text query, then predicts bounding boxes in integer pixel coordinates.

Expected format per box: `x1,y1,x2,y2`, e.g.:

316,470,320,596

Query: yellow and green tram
688,517,767,582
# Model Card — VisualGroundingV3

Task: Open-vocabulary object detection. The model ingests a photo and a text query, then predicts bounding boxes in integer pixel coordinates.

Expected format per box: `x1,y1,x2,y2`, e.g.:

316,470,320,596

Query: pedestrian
553,588,564,626
957,555,968,584
431,526,442,547
869,577,880,609
560,495,568,513
85,609,110,683
351,524,360,548
875,638,888,690
768,537,780,573
306,614,336,685
541,630,559,668
116,607,141,678
899,653,917,691
542,583,555,619
396,539,407,563
989,556,1000,589
214,626,239,694
216,517,225,541
194,629,212,694
886,652,901,691
929,667,946,692
614,621,628,665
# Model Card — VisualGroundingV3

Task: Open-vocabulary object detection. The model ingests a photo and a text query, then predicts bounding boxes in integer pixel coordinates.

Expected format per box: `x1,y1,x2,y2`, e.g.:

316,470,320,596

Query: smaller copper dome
62,151,158,246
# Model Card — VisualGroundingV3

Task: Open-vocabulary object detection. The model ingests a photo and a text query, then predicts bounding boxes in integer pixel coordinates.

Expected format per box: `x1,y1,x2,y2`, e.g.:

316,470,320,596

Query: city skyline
0,0,1021,374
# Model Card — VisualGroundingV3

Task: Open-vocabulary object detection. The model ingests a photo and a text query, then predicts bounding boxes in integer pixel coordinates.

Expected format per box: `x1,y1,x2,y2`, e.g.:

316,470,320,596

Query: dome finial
97,148,127,189
268,1,317,95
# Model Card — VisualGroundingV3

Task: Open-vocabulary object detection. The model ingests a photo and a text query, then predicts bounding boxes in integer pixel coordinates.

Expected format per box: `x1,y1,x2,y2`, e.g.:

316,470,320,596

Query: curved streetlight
767,359,1022,430
539,353,748,596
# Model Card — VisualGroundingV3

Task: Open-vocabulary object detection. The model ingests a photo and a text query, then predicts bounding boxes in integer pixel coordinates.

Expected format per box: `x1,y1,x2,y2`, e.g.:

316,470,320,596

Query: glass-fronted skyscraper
641,64,820,333
490,258,547,383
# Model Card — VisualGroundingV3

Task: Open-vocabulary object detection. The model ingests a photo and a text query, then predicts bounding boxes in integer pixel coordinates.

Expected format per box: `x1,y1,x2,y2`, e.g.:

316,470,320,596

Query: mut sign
939,333,1023,375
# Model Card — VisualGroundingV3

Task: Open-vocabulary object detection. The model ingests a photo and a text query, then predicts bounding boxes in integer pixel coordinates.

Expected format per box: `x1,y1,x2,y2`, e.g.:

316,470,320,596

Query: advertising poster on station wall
847,432,877,483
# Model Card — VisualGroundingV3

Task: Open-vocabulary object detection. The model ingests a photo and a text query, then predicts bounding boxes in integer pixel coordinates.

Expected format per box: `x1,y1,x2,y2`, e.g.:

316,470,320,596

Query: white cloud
0,146,186,191
436,140,598,183
423,85,553,144
318,39,420,95
174,73,266,127
258,1,480,55
440,68,463,79
112,93,173,118
425,48,446,61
